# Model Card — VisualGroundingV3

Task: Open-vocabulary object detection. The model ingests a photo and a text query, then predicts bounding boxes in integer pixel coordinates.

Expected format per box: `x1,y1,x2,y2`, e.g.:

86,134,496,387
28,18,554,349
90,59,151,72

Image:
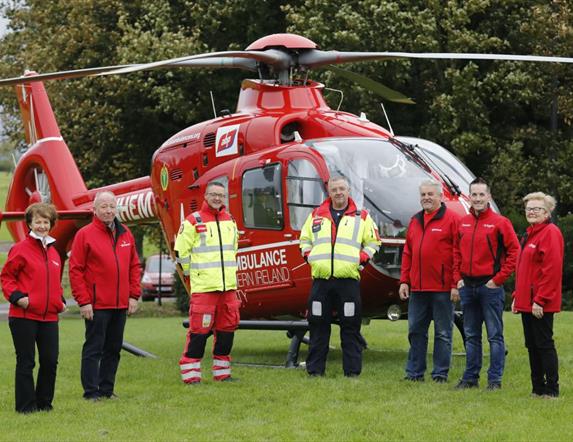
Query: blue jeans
405,292,454,379
460,285,505,384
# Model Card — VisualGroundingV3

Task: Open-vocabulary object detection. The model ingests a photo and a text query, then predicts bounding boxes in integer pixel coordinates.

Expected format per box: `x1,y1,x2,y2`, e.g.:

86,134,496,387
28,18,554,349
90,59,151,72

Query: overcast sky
0,14,7,36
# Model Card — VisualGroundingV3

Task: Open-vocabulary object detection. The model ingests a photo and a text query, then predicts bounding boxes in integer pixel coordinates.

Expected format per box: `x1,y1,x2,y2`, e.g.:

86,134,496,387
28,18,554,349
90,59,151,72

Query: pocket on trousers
190,304,216,333
224,299,241,329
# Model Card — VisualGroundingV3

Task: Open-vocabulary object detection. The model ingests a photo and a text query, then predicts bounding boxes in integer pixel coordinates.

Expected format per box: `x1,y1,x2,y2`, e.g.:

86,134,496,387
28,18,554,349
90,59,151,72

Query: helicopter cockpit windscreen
307,138,436,278
397,136,475,195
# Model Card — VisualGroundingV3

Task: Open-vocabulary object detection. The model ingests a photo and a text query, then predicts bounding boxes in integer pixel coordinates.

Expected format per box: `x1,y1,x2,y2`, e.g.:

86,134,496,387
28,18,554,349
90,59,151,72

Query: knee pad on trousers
213,331,234,356
185,333,210,359
307,300,329,324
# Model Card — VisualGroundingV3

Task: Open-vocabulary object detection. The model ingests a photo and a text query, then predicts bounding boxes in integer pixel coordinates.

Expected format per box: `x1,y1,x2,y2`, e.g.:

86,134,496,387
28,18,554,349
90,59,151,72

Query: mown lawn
1,311,572,441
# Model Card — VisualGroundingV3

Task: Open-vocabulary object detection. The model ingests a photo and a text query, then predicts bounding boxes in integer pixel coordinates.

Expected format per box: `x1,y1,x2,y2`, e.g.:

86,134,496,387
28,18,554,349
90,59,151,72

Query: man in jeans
399,180,461,383
454,178,519,390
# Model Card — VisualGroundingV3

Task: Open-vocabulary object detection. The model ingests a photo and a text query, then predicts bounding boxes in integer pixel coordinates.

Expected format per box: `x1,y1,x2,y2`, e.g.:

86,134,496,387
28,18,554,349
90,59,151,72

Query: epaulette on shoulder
358,209,369,220
186,211,202,225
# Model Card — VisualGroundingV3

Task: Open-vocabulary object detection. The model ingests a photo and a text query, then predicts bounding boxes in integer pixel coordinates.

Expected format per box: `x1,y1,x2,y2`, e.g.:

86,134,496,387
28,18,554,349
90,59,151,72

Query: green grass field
1,312,572,441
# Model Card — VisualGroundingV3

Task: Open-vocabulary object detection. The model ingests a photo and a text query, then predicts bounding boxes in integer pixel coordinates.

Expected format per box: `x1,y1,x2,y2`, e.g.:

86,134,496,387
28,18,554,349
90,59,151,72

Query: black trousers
521,313,559,396
81,309,127,398
306,278,362,376
9,318,59,413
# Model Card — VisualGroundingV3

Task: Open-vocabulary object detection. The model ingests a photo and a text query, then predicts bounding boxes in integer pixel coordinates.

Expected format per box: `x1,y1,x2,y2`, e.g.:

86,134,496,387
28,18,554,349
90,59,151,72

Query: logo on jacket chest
483,224,495,229
430,228,443,232
51,260,60,267
528,243,537,249
120,241,131,248
312,217,323,233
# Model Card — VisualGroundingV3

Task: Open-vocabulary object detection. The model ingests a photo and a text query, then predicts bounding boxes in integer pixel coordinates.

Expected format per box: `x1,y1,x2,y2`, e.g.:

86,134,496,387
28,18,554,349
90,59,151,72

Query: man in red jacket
69,191,141,400
454,178,519,390
399,180,461,383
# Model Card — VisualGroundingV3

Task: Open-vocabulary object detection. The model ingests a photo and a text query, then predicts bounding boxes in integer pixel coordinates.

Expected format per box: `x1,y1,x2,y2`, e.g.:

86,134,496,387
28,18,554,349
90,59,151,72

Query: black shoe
404,375,424,382
455,380,479,389
487,383,501,391
84,395,101,402
433,377,448,384
37,404,54,412
102,393,120,400
308,372,325,378
345,373,360,378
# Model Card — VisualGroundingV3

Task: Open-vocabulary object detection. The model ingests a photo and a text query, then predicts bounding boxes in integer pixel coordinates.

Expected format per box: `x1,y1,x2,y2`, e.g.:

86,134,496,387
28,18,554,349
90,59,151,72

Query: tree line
0,0,571,304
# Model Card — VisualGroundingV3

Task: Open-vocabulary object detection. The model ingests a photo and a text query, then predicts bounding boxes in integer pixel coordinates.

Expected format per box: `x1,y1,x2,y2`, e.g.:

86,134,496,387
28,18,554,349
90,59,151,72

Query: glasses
207,192,226,199
525,207,546,213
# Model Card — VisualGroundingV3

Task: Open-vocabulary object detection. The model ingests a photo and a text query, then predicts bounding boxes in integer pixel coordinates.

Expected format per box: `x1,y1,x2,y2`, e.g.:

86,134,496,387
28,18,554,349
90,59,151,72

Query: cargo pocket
222,299,241,331
190,304,216,334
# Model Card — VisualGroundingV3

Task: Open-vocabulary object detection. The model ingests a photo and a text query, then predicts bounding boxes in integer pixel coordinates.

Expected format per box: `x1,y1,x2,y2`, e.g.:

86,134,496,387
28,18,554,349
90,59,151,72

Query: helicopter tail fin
4,73,89,243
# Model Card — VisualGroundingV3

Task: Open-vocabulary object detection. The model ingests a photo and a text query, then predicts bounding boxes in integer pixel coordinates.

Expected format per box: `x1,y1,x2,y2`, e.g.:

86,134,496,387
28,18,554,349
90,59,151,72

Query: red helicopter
1,33,571,363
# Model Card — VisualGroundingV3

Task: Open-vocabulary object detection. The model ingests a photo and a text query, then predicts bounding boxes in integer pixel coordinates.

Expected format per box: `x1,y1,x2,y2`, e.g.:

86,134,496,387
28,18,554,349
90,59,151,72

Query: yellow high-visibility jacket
300,198,381,280
174,202,238,294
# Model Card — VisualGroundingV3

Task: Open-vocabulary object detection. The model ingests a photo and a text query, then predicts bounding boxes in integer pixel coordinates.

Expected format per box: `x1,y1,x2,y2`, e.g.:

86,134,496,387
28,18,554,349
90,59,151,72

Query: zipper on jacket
93,284,97,305
530,284,534,305
418,220,427,289
441,264,445,288
215,213,226,291
331,219,340,277
468,218,479,276
110,229,121,308
486,235,496,260
42,246,50,320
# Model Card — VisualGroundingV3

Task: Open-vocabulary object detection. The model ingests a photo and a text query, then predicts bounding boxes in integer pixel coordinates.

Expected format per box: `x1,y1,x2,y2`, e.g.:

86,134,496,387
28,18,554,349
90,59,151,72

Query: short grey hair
419,180,442,196
523,192,556,213
327,175,350,188
93,191,117,207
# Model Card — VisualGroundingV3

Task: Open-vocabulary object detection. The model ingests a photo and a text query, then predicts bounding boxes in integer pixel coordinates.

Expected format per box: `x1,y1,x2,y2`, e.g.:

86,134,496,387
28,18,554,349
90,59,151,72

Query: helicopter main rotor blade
100,50,290,76
172,57,257,71
0,53,267,87
0,65,134,86
300,50,573,69
325,65,414,104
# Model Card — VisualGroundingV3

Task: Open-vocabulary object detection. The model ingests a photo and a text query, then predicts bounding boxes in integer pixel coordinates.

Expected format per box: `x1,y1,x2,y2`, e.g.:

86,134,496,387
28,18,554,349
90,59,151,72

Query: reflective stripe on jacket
174,201,238,294
400,203,461,291
299,197,381,280
513,221,563,313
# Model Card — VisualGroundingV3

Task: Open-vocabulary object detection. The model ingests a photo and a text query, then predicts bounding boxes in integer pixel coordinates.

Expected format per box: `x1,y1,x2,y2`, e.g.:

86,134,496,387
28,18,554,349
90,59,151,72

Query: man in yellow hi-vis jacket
300,176,381,377
174,182,240,384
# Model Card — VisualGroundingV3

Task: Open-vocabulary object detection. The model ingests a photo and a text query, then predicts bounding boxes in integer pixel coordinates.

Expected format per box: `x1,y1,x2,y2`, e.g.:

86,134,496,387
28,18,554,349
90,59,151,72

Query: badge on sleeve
196,224,207,233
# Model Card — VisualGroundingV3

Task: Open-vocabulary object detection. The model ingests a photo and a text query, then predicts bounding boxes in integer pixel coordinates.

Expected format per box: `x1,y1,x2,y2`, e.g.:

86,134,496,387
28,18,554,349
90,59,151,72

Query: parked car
141,254,176,301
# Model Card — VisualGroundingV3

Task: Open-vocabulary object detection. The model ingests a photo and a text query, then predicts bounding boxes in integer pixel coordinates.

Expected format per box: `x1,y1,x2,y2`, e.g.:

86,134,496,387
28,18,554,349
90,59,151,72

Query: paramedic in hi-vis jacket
300,176,381,378
175,181,241,384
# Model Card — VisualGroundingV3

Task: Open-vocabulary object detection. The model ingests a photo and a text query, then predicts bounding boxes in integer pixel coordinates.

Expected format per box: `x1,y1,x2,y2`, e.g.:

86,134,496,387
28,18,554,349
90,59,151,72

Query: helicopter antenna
324,87,344,111
209,91,217,119
380,102,394,136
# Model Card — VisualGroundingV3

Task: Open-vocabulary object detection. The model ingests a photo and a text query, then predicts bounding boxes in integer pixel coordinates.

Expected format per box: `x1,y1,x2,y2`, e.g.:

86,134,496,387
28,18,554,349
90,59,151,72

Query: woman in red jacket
1,203,64,413
512,192,564,398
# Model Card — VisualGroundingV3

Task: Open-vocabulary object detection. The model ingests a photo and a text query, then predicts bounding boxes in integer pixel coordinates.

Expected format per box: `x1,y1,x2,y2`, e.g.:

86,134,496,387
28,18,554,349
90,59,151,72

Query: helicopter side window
286,159,325,230
242,163,284,230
